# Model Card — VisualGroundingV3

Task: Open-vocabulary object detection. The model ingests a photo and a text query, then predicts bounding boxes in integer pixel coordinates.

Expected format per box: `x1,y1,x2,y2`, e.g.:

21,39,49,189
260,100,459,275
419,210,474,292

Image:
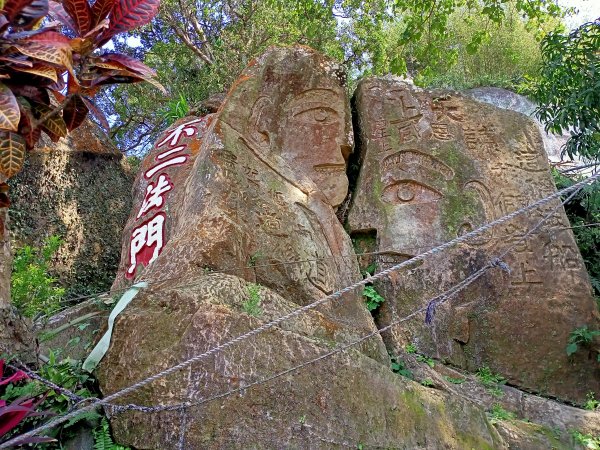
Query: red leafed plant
0,359,56,445
0,0,163,179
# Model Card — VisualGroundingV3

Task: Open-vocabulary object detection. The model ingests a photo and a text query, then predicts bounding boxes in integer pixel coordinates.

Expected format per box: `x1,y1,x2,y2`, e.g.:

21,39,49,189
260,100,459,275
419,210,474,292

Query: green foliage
382,3,548,90
363,285,385,312
161,94,190,125
566,326,600,359
488,404,515,424
243,283,263,317
585,392,600,411
11,236,65,318
105,0,564,153
553,170,600,303
571,430,600,450
1,351,102,447
93,418,130,450
416,354,435,368
523,19,600,161
390,356,413,379
405,343,417,354
476,366,506,397
444,376,467,384
421,378,434,387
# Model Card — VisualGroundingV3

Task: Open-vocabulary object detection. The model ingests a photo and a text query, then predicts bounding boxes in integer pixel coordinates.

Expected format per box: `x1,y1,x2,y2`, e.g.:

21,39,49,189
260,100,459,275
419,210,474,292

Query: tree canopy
101,0,566,154
524,19,600,162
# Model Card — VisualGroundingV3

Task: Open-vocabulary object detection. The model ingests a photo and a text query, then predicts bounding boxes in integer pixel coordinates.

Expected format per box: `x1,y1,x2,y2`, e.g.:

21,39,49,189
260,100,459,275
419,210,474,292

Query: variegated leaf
12,64,58,81
0,83,20,131
90,0,112,26
82,96,108,130
14,42,73,74
101,52,156,77
106,0,159,37
32,102,67,141
62,94,88,131
63,0,91,35
0,131,26,178
48,0,76,33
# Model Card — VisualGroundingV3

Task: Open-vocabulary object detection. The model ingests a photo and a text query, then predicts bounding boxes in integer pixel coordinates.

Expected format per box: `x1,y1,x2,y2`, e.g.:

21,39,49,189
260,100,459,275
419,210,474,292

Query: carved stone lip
313,164,346,173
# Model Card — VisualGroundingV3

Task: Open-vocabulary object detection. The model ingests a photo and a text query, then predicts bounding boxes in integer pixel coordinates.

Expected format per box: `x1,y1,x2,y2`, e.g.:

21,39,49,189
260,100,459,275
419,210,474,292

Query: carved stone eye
294,107,338,125
381,180,442,205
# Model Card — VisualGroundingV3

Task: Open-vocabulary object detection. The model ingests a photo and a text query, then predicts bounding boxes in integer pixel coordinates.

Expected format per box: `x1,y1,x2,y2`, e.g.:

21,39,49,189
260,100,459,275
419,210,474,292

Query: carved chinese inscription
126,116,211,279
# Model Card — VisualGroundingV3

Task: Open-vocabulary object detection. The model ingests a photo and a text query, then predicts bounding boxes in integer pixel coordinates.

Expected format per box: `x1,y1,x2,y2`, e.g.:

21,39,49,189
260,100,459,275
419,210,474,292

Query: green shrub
363,286,385,312
553,169,600,305
11,236,65,318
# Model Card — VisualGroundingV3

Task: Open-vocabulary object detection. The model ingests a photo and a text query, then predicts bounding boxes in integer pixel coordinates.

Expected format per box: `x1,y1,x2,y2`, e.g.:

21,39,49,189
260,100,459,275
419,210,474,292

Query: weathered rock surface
110,46,383,359
99,274,504,449
9,120,134,297
347,77,600,403
95,49,599,449
465,87,571,162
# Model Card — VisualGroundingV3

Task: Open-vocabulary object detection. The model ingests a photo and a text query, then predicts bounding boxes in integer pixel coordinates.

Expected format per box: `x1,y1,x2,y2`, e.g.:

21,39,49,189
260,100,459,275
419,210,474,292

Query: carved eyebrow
289,103,341,117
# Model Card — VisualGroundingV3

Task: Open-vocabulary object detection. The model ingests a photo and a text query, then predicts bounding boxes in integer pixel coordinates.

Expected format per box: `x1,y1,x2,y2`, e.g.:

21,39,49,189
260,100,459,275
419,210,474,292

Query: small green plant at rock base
405,343,417,354
488,404,515,424
363,286,385,312
421,378,435,387
567,326,600,360
11,235,65,318
93,418,130,450
243,284,263,317
416,354,435,368
476,366,506,398
585,392,600,411
444,376,467,384
571,430,600,450
390,356,413,379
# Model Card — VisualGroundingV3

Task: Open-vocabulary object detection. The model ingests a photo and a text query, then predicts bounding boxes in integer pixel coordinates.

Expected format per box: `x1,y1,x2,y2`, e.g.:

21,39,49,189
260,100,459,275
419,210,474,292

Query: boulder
347,77,600,403
110,46,383,359
8,120,134,297
99,274,504,449
465,87,571,163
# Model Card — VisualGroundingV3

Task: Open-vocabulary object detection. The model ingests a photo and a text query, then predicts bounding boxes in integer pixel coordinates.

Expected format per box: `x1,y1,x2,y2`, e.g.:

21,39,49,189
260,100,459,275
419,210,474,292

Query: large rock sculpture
96,48,599,448
110,46,381,357
347,77,600,403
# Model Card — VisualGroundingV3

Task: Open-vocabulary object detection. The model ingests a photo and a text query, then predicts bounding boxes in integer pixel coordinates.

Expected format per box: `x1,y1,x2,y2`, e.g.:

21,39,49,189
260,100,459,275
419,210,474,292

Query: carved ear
248,97,273,149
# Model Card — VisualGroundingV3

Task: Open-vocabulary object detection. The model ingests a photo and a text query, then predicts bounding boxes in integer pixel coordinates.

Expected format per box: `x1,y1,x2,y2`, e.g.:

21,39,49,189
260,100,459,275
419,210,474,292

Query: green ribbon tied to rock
82,282,148,372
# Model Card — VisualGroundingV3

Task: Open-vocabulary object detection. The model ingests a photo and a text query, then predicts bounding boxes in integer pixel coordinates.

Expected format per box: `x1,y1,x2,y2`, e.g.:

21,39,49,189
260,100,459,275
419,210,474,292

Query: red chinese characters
126,117,210,279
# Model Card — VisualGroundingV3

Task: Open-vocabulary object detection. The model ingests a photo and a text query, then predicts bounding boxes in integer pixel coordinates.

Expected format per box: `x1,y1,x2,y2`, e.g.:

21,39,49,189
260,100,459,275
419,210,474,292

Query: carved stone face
279,89,351,207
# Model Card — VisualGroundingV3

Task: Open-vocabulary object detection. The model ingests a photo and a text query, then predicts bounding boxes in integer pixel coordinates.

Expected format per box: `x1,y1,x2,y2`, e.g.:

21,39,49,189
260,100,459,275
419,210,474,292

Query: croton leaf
0,83,20,132
17,97,41,149
32,102,67,141
0,131,26,178
101,52,156,77
2,0,48,28
105,0,159,38
7,83,50,104
48,0,76,33
63,95,88,131
11,64,58,82
20,30,71,47
82,96,108,130
0,55,33,67
14,42,73,74
62,0,91,35
90,0,113,26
